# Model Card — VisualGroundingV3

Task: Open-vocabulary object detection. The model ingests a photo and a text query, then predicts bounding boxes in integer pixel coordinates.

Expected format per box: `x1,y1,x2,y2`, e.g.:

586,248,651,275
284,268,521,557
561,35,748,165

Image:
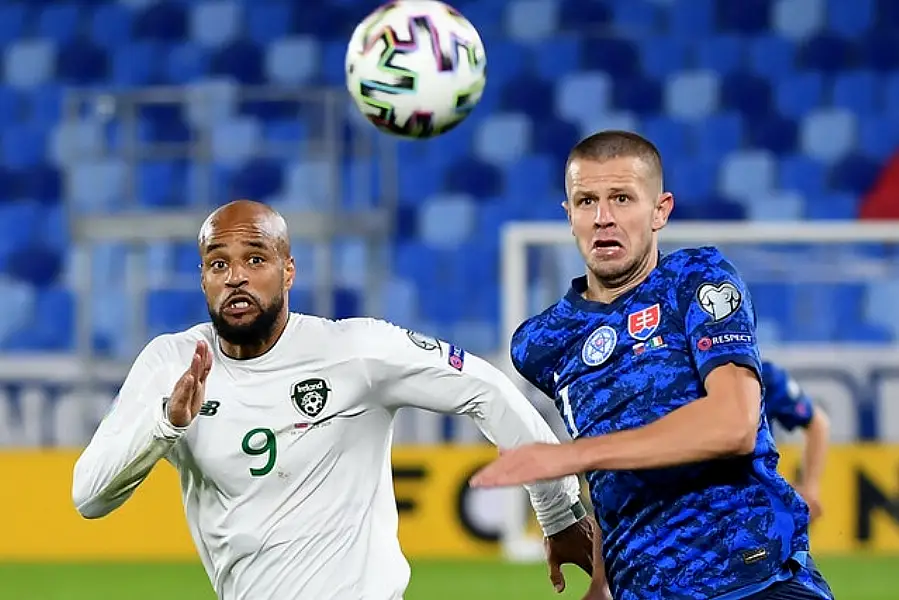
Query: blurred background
1,0,898,598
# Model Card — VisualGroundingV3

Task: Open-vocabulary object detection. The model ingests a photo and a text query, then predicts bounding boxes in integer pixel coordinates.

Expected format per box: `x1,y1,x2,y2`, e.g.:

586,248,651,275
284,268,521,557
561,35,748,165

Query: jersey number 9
241,427,278,477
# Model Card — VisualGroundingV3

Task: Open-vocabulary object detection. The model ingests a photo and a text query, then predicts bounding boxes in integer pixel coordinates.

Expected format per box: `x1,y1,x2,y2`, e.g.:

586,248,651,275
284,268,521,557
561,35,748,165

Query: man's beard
209,293,284,347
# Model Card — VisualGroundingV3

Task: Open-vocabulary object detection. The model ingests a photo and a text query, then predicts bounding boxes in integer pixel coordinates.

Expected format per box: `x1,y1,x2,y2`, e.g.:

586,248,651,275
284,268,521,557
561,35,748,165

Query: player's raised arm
763,361,830,519
353,318,586,537
72,337,211,519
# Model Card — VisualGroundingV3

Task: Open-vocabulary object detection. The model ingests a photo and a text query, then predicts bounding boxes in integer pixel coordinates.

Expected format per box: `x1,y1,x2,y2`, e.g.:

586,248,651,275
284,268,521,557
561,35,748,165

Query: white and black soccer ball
345,0,487,139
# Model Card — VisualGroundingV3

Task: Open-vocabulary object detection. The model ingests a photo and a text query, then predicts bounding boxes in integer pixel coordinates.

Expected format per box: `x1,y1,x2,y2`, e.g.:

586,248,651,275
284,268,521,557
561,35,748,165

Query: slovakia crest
627,304,660,340
582,326,617,367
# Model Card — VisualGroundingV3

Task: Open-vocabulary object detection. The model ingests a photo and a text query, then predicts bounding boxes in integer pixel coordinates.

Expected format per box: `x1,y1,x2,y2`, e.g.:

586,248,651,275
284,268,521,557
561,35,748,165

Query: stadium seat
799,107,858,163
664,70,720,120
555,72,613,125
266,37,320,85
505,0,559,41
473,113,532,166
191,1,241,49
720,150,777,200
772,0,824,40
419,193,476,248
5,40,55,88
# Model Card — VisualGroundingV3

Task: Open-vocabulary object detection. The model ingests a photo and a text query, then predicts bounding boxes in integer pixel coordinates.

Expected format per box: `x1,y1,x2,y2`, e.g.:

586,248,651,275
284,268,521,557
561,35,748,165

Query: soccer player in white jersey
72,200,605,600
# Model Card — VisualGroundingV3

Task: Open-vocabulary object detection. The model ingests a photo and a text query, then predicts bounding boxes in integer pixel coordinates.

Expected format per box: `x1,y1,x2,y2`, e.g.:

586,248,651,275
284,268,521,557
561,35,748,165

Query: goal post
497,219,899,562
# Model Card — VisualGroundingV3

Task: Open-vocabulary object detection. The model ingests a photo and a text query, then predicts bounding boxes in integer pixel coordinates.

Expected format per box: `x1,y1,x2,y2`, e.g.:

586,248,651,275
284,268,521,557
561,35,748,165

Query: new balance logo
199,400,220,417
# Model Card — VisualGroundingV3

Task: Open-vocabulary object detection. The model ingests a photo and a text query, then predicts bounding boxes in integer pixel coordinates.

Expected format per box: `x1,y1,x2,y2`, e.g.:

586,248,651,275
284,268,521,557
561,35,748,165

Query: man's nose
594,199,615,227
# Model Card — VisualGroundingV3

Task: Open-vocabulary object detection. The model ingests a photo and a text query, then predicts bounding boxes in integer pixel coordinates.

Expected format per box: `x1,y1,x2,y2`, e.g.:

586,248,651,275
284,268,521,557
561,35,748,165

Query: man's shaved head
198,199,296,359
199,199,291,258
567,130,664,192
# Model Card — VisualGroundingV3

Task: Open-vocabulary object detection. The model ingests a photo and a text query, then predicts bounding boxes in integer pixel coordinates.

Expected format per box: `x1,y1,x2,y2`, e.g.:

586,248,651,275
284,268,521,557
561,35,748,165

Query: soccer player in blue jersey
472,131,835,600
762,360,831,522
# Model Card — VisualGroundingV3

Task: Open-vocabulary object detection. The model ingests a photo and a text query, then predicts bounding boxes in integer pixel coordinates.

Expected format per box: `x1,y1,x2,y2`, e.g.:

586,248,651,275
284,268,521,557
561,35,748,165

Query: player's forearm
574,395,757,471
72,403,185,518
801,410,830,490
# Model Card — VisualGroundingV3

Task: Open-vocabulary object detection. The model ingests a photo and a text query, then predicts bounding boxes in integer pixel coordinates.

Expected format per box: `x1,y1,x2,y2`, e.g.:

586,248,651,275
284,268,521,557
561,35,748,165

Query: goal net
497,219,899,562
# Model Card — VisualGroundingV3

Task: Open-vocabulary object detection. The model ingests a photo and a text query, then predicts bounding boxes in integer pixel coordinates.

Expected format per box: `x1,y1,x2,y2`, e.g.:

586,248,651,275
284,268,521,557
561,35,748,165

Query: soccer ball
345,0,487,139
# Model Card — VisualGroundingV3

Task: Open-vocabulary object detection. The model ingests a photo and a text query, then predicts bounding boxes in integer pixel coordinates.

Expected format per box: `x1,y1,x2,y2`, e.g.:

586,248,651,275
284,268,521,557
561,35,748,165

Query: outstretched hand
166,341,213,428
470,443,587,488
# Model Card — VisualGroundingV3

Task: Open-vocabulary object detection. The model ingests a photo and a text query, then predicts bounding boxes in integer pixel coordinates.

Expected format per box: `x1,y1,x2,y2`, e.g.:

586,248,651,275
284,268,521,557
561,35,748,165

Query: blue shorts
743,556,834,600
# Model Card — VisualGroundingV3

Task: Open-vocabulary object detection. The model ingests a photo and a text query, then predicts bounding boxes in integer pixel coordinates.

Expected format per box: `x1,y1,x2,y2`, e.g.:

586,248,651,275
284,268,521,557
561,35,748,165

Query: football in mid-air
345,0,487,139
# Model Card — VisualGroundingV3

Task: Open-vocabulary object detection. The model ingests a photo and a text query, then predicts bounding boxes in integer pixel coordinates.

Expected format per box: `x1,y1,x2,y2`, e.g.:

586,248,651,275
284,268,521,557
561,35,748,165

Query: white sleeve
355,319,586,536
72,336,189,519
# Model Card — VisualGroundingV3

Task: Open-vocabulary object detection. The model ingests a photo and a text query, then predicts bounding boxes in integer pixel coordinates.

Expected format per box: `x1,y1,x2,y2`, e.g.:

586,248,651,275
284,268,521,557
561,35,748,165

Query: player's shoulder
308,315,431,357
139,323,216,364
661,245,734,276
512,298,569,348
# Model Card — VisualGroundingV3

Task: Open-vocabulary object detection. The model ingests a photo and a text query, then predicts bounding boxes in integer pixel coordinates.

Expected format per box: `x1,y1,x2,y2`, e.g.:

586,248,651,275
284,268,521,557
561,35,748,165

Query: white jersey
72,313,583,600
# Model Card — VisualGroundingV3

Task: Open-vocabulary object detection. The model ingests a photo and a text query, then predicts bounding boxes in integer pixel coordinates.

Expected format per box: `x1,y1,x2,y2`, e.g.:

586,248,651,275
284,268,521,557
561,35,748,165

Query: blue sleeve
762,361,815,431
680,248,762,385
510,319,554,399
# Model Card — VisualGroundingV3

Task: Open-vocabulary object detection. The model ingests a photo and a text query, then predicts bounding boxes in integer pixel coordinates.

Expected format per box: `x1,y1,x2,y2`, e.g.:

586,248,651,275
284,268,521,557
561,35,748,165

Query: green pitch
0,556,892,599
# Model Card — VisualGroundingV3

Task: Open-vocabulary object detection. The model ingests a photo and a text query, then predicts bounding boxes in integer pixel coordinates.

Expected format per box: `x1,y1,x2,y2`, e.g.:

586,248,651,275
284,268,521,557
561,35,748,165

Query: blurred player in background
762,360,831,521
72,200,599,600
472,131,835,600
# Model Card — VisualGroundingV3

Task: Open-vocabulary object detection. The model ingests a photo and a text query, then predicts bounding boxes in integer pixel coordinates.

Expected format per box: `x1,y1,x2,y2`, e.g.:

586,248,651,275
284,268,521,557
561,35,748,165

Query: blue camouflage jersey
762,361,815,433
512,247,815,600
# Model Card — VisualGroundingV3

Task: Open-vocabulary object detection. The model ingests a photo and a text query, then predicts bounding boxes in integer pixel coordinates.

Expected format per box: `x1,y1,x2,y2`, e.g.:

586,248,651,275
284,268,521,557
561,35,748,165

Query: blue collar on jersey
565,250,665,314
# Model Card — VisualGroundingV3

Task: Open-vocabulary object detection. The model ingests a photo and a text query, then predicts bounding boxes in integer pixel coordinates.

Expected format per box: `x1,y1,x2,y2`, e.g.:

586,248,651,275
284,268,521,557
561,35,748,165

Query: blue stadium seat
664,71,720,120
191,1,241,48
50,121,104,167
68,159,127,214
0,276,36,348
719,150,777,200
380,277,418,327
555,71,612,125
772,0,824,40
210,117,262,166
799,107,857,163
505,0,559,41
746,190,805,221
5,40,55,88
419,193,476,249
473,113,532,166
266,37,319,85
